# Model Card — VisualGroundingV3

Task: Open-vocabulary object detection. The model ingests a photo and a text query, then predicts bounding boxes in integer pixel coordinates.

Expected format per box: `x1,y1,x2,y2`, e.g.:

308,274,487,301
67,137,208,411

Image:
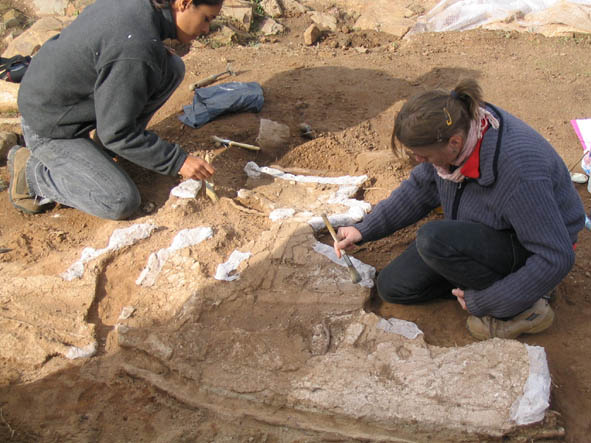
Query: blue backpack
0,55,31,83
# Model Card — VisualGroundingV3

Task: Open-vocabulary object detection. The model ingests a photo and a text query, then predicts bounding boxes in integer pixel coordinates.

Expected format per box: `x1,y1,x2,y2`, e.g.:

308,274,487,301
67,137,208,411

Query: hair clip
443,107,453,126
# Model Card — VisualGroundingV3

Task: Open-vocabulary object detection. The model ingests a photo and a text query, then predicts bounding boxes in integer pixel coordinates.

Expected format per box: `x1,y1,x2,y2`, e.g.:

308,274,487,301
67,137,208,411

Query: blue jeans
22,53,185,220
376,220,532,313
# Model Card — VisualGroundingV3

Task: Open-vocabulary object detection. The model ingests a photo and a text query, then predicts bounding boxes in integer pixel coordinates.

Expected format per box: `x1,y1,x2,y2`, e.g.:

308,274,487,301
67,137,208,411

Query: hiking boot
7,145,49,214
466,298,555,341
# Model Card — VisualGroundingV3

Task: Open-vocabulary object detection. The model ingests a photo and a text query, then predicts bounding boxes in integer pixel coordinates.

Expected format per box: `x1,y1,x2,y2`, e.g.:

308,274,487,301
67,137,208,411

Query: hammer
212,135,261,151
188,63,235,91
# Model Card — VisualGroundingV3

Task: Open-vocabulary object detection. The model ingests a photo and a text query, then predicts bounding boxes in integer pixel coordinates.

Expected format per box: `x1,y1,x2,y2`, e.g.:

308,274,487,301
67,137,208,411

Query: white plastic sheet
510,345,551,425
312,241,376,288
214,250,252,281
66,342,97,360
170,179,202,199
136,227,213,287
409,0,591,34
243,162,371,228
377,317,424,339
61,223,157,281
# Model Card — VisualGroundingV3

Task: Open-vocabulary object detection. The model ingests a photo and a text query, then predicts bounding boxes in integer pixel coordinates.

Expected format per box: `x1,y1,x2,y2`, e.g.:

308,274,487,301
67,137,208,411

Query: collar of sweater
473,103,504,187
158,5,178,40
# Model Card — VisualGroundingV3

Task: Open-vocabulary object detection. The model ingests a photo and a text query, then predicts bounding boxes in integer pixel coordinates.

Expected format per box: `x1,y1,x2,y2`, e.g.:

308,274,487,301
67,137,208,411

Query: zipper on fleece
451,181,467,220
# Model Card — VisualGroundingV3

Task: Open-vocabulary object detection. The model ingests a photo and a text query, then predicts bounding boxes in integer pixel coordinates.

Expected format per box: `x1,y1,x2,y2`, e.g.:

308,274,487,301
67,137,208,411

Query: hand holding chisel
321,213,361,284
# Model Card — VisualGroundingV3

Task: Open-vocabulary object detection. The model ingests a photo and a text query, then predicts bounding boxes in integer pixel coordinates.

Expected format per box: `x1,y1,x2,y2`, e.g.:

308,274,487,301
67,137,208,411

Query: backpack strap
0,55,31,81
0,55,27,69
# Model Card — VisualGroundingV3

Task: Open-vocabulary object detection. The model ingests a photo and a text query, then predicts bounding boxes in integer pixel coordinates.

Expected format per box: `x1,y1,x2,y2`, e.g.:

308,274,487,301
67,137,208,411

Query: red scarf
460,118,489,179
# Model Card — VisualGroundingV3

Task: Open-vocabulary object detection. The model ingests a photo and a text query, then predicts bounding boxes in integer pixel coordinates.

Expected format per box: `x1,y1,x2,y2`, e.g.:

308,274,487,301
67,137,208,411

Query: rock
308,11,338,32
282,0,309,15
30,0,69,15
141,201,157,214
0,274,97,373
3,29,21,45
2,9,25,29
353,1,415,37
303,23,321,45
3,39,41,59
298,122,315,139
261,0,283,18
255,118,290,153
65,0,94,16
0,80,19,113
310,323,330,355
220,0,254,32
121,302,553,440
354,17,412,38
211,24,252,46
2,16,72,58
118,328,174,361
323,0,420,37
258,17,285,35
136,227,213,288
0,131,19,161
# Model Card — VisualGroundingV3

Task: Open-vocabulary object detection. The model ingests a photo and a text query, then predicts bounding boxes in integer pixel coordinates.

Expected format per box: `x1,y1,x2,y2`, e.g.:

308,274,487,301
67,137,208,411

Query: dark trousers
377,220,531,305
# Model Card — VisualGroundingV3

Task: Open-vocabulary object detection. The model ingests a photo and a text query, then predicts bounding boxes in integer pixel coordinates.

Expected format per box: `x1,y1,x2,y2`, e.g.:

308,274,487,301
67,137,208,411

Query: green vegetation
251,0,265,17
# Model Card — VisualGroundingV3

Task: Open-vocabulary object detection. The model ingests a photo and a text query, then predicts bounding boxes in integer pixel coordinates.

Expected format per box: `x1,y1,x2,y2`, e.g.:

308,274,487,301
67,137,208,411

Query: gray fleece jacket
17,0,187,176
354,104,585,318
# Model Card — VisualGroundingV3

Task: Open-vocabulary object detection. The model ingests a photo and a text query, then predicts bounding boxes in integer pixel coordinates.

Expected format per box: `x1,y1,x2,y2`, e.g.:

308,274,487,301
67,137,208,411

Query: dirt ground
0,10,590,443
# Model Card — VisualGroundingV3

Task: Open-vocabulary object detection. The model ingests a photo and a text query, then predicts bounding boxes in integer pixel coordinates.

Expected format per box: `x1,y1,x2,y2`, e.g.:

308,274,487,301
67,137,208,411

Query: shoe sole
467,308,555,341
7,146,43,215
466,319,493,341
523,308,555,335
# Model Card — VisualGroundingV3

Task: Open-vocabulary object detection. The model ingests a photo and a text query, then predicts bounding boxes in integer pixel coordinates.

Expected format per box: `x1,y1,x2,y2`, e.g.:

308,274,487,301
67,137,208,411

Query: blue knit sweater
354,104,585,318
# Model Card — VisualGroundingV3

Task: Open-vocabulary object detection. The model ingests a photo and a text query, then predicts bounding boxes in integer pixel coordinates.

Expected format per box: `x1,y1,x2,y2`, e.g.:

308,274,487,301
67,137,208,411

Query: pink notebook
571,119,591,175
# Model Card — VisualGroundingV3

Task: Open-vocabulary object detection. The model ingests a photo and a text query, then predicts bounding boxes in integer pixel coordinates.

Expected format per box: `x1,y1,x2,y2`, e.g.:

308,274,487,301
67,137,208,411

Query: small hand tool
188,63,235,91
202,152,219,203
321,213,361,284
212,135,261,151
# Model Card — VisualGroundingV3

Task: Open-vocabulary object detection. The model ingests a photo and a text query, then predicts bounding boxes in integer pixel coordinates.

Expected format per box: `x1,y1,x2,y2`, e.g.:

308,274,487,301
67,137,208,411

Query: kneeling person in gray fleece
9,0,224,219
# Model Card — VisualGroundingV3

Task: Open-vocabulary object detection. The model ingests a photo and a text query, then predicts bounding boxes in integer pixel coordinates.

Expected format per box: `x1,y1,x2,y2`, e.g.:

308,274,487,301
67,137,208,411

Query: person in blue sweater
8,0,223,219
334,79,585,340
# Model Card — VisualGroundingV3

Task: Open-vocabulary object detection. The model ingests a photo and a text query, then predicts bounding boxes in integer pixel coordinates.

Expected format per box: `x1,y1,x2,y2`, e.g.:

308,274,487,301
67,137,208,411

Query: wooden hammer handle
189,64,234,91
191,72,225,89
228,141,261,151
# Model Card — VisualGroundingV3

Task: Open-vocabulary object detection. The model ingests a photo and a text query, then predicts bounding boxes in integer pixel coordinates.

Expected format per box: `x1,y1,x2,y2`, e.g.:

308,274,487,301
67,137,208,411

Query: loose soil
0,12,590,443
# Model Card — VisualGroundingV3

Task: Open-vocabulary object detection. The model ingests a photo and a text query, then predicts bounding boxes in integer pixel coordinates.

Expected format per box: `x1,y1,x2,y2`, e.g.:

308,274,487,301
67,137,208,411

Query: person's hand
333,226,362,258
452,288,467,310
179,155,215,181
